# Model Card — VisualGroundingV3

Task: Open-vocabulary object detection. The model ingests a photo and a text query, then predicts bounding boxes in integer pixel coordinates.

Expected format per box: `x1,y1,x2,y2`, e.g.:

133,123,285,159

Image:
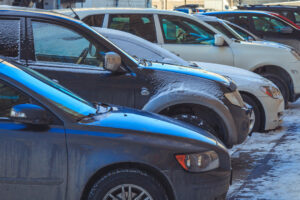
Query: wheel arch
239,91,266,131
158,103,229,145
142,93,238,146
252,65,295,101
80,162,176,200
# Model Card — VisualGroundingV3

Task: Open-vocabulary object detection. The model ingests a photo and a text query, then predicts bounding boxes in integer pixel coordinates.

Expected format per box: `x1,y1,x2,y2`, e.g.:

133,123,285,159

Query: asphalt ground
227,100,300,199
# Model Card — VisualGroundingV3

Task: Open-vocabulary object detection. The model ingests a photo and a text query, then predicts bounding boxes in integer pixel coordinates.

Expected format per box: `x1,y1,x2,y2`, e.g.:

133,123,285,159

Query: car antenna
68,2,80,20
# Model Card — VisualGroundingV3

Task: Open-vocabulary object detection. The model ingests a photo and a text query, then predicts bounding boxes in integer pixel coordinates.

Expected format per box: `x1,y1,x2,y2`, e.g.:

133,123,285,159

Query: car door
158,15,234,65
26,19,136,107
249,14,300,50
0,79,67,200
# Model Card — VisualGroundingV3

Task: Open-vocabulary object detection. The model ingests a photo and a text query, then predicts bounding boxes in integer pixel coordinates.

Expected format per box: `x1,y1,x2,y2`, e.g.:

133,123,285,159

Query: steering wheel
76,47,89,64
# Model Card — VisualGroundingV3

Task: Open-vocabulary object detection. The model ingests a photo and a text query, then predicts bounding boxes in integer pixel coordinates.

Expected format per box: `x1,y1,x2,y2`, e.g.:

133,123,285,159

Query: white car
56,8,300,106
94,27,284,133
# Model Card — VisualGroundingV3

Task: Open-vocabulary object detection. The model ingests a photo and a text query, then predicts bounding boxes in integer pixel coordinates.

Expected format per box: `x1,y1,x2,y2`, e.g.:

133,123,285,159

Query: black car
0,7,250,147
238,4,300,26
204,10,300,52
0,57,231,199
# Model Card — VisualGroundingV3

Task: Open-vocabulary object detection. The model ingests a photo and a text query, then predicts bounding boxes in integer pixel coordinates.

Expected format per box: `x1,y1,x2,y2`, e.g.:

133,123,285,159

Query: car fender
142,90,238,145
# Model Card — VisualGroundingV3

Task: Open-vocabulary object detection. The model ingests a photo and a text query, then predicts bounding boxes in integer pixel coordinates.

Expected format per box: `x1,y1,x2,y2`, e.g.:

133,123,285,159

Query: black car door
0,79,67,199
26,18,136,107
248,13,300,50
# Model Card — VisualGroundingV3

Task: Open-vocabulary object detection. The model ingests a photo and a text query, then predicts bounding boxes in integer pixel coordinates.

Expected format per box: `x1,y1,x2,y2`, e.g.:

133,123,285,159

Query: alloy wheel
103,184,153,200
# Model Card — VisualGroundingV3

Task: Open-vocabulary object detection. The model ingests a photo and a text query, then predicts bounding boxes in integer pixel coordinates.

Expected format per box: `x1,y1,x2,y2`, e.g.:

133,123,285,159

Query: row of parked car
0,4,297,200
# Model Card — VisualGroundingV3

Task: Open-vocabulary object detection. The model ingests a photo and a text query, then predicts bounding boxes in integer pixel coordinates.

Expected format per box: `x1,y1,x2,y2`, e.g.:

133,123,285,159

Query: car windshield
206,20,245,41
0,59,96,120
225,22,255,40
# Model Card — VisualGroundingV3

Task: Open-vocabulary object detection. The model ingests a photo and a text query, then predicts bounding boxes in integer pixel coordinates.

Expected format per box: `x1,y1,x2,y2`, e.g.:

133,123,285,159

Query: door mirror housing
280,26,293,34
214,34,225,46
10,104,50,125
104,52,122,72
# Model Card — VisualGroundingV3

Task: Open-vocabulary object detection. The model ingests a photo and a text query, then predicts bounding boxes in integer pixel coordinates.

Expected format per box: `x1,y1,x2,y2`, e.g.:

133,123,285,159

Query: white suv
56,8,300,106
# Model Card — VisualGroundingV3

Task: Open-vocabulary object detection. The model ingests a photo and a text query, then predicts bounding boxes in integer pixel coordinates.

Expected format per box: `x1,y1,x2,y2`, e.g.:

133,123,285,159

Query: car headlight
175,151,219,172
260,86,282,99
291,49,300,60
224,90,244,107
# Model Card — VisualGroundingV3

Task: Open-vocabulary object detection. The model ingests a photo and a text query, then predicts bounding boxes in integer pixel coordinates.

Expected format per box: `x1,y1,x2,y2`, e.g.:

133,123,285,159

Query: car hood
191,61,268,82
79,104,220,147
141,62,232,87
240,40,292,51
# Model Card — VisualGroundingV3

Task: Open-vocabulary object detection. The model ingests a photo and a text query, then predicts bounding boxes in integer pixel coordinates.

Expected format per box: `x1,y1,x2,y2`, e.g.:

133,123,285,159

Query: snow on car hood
143,62,231,87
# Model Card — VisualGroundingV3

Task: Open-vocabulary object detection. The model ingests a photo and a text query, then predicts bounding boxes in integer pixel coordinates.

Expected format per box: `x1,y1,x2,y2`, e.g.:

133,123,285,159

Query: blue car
0,58,230,199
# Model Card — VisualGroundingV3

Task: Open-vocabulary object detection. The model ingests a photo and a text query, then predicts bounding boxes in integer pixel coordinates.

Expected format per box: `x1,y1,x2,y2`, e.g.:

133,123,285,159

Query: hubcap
249,109,256,133
104,184,153,200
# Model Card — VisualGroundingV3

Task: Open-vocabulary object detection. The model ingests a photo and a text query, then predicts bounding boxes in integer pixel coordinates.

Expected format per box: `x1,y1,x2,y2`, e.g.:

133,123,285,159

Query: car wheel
261,73,289,108
241,94,261,133
87,169,168,200
166,106,222,141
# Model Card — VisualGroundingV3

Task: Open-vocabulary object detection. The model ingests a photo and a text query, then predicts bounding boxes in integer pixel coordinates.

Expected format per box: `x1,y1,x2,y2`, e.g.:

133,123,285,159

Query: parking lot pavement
227,99,300,200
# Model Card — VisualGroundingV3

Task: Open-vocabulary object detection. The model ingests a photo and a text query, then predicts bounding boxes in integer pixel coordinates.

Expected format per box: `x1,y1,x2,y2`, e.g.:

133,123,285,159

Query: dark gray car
0,58,231,200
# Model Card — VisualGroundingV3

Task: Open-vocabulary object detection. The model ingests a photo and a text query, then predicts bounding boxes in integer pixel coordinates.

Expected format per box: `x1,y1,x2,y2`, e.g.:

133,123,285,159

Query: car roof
53,7,200,19
205,10,274,15
0,5,82,22
194,14,221,22
239,4,300,10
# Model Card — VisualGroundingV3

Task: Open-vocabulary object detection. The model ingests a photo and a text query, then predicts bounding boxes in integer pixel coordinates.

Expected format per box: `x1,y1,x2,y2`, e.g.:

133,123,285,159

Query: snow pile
228,99,300,199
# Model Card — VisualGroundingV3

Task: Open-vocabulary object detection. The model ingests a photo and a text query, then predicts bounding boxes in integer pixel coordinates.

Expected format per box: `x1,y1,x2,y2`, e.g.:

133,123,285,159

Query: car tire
87,169,168,200
241,94,261,133
261,73,289,108
165,106,223,141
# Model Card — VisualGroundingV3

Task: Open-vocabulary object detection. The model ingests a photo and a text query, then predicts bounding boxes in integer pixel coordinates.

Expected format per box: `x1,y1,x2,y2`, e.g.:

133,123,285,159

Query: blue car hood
142,62,231,86
80,105,218,146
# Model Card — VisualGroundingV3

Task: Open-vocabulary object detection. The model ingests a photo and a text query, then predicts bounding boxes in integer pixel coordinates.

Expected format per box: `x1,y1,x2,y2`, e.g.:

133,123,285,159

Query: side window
159,15,215,45
206,21,237,39
82,14,105,27
294,11,300,24
236,15,251,30
0,19,20,58
252,15,287,33
108,14,157,42
0,82,30,118
31,21,108,68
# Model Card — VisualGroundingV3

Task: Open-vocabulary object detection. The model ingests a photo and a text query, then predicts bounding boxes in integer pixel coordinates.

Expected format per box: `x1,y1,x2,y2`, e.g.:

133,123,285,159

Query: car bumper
258,95,284,130
229,104,250,144
164,169,231,200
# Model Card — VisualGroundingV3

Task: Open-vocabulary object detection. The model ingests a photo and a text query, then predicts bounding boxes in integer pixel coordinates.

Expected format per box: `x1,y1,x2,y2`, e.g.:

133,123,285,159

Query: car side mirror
10,104,50,125
280,26,293,34
104,52,122,72
214,34,225,46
